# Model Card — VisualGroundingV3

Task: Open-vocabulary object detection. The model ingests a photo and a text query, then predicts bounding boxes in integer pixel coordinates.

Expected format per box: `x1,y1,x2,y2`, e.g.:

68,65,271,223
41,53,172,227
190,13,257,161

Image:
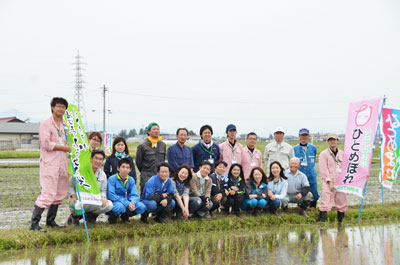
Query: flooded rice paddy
1,223,399,264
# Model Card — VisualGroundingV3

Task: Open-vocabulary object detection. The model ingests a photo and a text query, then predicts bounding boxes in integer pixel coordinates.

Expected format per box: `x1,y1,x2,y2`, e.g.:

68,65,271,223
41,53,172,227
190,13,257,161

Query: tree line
118,128,197,139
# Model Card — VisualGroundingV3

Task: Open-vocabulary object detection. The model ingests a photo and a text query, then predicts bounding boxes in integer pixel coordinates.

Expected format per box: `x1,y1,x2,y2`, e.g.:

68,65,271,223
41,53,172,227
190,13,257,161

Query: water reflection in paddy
1,224,399,265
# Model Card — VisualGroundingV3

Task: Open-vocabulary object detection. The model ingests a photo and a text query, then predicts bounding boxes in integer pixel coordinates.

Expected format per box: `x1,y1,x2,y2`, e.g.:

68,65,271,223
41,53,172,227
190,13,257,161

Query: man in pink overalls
318,133,348,222
30,97,71,232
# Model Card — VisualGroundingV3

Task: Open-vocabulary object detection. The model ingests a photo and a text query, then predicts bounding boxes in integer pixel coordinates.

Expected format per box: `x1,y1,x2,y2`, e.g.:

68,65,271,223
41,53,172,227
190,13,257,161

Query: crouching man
281,157,313,217
140,162,176,223
68,150,113,225
107,158,146,224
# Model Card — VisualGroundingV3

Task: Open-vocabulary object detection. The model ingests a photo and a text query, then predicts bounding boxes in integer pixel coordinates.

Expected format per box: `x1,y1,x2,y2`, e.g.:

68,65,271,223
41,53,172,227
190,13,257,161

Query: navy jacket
227,176,246,196
191,142,220,172
210,172,229,197
167,142,194,173
104,155,137,182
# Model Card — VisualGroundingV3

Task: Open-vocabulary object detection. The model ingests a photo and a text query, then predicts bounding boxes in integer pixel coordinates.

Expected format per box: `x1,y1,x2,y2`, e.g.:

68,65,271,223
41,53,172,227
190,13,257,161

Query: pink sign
335,98,383,197
104,133,113,156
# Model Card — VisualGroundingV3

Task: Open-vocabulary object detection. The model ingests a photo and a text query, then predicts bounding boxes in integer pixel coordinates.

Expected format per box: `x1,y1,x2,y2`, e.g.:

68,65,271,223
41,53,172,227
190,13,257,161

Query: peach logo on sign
355,104,373,126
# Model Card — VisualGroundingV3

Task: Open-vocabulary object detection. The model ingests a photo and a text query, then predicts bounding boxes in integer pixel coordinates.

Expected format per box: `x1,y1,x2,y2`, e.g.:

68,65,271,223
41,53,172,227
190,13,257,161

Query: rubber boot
140,211,149,224
223,206,231,215
30,204,47,232
121,211,136,223
299,204,309,218
319,211,327,222
46,204,65,228
67,214,81,226
337,211,345,223
233,202,241,218
89,213,98,224
270,207,281,218
154,210,164,223
253,207,261,217
163,207,173,222
246,206,255,216
108,213,118,224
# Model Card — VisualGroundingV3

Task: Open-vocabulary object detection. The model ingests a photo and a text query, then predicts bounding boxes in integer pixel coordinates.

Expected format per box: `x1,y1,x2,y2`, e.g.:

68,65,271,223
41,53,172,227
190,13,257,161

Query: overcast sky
1,0,400,137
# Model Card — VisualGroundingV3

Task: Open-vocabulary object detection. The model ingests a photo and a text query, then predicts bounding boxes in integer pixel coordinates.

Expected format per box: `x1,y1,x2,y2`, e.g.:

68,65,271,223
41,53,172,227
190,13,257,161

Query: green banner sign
64,104,101,206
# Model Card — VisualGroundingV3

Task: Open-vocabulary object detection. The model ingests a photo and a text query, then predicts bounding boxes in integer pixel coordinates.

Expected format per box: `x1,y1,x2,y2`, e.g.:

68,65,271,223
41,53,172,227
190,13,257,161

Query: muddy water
1,224,399,265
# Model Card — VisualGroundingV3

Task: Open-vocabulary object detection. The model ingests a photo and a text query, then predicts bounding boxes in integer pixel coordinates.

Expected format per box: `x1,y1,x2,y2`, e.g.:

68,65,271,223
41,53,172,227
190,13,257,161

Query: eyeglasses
90,138,101,143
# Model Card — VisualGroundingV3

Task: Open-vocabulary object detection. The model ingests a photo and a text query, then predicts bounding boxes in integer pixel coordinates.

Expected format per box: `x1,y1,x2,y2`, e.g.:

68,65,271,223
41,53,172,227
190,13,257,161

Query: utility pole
102,84,108,139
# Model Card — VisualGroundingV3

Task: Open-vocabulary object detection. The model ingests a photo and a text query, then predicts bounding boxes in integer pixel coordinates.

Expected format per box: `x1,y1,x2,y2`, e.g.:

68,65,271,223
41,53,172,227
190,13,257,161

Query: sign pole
65,129,90,243
357,98,385,223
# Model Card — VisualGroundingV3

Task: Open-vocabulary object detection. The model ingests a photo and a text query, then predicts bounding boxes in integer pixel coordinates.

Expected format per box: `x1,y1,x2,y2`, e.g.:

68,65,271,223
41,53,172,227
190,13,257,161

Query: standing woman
243,167,268,216
88,131,102,152
267,161,288,218
171,165,192,220
104,137,137,181
226,163,246,217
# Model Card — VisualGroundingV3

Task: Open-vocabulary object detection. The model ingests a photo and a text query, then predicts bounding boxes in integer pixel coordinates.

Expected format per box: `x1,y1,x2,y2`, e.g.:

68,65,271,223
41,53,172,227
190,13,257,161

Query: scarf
201,139,213,149
148,136,163,148
115,151,128,158
176,180,185,191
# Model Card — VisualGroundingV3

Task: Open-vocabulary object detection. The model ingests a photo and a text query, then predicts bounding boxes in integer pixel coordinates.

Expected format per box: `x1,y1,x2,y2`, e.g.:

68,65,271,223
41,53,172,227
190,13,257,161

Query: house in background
0,116,25,123
0,117,39,150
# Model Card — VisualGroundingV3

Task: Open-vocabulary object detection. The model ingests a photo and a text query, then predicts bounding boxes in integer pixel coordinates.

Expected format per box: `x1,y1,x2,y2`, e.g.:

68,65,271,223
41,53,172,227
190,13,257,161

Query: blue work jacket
294,143,318,184
107,174,139,208
141,174,175,201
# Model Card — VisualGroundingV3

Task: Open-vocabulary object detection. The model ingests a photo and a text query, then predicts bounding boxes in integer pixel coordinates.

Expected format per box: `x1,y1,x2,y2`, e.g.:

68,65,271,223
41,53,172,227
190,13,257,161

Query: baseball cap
226,124,236,133
274,127,285,134
299,128,310,135
327,133,339,141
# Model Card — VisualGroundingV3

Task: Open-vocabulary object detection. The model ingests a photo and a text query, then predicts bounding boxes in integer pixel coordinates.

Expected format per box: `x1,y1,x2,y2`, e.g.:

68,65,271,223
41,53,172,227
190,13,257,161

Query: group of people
30,97,348,232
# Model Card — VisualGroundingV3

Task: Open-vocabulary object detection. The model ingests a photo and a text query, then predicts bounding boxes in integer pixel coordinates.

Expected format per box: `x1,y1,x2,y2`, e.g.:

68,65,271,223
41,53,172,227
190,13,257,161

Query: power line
111,89,350,106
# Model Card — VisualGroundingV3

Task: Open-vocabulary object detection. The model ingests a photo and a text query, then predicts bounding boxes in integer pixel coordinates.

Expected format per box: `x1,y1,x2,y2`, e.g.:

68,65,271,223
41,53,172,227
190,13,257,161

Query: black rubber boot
154,210,164,223
319,211,327,222
270,207,281,218
233,202,241,218
253,207,260,217
86,213,98,224
140,211,149,224
223,206,231,215
67,214,81,226
246,207,255,216
46,204,65,228
175,210,184,220
337,211,345,223
121,211,135,223
30,204,47,232
108,213,118,224
120,212,130,223
163,208,173,222
299,208,309,218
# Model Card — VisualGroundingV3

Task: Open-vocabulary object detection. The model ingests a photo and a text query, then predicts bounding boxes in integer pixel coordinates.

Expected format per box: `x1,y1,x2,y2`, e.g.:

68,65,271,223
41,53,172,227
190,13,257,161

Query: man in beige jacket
264,127,294,172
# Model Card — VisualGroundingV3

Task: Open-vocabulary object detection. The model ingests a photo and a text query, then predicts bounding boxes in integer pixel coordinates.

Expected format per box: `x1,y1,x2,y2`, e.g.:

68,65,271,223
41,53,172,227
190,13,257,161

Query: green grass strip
1,202,399,251
0,151,40,159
